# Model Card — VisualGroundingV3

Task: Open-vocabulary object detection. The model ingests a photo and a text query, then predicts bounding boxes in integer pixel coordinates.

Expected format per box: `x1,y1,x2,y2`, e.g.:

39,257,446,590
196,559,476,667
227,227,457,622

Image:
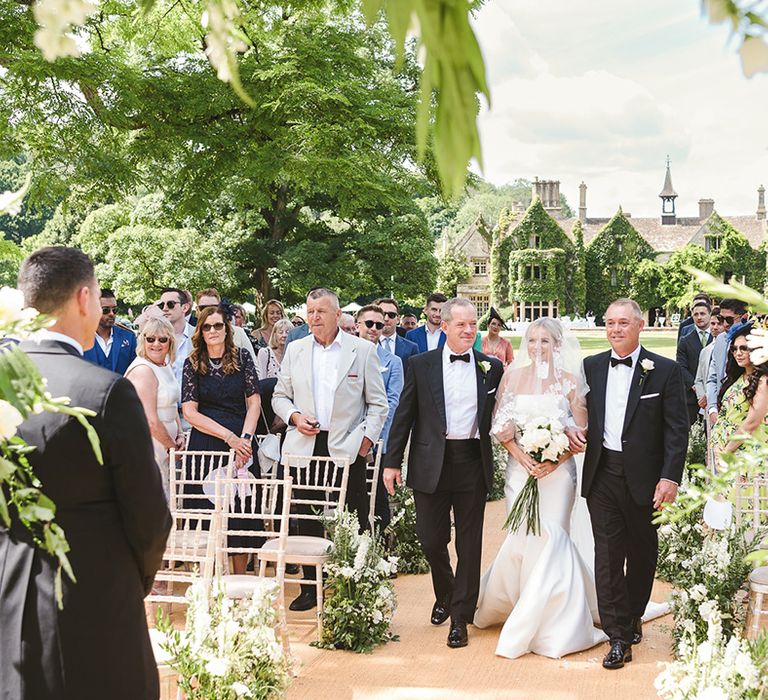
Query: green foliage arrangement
317,508,398,653
386,484,430,575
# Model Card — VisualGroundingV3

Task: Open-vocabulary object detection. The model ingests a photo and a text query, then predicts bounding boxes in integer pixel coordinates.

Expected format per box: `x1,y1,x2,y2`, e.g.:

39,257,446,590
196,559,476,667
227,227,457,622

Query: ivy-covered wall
508,248,567,302
585,209,656,318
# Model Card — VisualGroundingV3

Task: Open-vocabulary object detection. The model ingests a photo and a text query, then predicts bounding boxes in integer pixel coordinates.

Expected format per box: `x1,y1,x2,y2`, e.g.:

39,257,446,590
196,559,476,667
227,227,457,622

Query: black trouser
686,397,702,426
296,431,369,593
587,449,658,645
373,446,391,534
413,439,486,624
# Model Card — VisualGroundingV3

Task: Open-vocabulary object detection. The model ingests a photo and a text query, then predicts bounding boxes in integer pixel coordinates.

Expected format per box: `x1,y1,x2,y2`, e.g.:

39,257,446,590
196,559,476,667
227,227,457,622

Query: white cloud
471,0,768,218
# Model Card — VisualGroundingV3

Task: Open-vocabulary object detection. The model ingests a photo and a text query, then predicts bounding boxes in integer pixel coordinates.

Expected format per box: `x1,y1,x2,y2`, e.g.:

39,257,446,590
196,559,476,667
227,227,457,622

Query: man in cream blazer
273,288,388,610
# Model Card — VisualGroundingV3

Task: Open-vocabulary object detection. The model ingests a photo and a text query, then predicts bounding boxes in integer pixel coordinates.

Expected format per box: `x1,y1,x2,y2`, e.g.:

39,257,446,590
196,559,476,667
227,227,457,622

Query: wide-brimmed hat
487,307,508,329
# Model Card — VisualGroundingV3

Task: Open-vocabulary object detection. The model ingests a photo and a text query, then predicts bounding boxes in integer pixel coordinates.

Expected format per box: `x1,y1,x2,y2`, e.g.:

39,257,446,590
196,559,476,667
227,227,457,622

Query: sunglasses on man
157,300,179,310
101,306,118,315
717,314,737,325
362,319,385,330
382,311,398,319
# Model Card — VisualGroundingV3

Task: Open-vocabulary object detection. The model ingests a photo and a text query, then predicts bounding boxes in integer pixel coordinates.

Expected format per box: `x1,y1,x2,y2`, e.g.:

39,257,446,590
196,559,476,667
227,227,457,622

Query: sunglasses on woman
157,300,178,310
362,320,385,329
144,336,169,344
201,322,226,332
731,343,750,354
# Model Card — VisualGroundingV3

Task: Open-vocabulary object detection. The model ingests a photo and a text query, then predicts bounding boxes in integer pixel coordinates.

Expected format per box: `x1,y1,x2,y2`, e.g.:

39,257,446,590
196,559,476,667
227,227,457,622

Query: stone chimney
578,182,587,222
758,185,766,221
698,198,714,221
532,177,562,218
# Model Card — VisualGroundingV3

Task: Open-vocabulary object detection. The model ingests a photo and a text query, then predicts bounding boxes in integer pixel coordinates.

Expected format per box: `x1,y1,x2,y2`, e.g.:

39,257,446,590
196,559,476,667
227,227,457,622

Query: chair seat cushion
258,535,332,559
220,574,271,599
749,566,768,587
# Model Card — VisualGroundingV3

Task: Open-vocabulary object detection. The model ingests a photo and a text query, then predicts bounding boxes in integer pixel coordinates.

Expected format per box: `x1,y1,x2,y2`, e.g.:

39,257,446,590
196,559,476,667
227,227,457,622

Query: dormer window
472,258,487,275
529,234,541,249
705,236,722,252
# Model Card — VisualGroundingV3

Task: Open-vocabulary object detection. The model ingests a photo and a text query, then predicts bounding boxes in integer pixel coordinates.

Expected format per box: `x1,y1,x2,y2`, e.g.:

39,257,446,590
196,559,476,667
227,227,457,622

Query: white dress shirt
602,345,642,451
312,331,343,430
442,343,478,439
94,328,114,357
426,325,442,351
38,330,84,356
380,334,396,356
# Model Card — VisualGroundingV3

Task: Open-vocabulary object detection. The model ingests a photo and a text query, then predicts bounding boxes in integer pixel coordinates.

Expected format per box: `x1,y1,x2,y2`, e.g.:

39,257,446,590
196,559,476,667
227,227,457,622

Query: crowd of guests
675,294,768,457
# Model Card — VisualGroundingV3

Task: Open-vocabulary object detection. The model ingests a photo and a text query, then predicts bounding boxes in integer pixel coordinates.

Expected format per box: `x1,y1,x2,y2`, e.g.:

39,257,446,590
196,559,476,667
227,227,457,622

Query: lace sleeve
181,358,198,403
491,368,517,443
241,348,260,397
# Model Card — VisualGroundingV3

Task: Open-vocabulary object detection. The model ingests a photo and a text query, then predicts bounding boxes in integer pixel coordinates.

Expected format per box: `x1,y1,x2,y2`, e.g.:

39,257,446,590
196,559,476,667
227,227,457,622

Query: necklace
209,356,223,369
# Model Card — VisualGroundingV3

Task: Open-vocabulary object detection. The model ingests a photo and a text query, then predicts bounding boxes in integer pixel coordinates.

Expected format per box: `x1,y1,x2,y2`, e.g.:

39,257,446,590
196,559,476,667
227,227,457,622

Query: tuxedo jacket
82,324,137,375
384,348,503,494
676,328,711,406
272,330,388,465
405,325,446,354
582,347,689,506
0,340,171,700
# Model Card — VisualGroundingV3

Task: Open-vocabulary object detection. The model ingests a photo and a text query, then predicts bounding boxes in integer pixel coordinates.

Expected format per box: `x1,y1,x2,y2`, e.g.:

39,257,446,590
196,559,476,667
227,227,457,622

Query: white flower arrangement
385,484,430,574
503,417,569,535
655,605,764,699
317,509,398,653
157,577,291,699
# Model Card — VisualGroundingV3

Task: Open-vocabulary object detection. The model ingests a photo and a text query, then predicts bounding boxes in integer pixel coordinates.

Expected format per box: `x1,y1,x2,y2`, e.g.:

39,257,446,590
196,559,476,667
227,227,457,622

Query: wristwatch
241,432,253,440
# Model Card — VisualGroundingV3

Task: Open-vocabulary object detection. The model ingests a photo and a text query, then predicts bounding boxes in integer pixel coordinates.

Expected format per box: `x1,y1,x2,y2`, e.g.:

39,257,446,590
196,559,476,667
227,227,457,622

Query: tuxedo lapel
335,339,357,389
427,352,448,431
472,350,487,420
298,340,317,417
621,347,647,435
591,351,610,436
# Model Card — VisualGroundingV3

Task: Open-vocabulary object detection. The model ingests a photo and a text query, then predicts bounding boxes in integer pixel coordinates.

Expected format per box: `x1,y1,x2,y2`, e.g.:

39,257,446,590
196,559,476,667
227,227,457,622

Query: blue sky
472,1,767,217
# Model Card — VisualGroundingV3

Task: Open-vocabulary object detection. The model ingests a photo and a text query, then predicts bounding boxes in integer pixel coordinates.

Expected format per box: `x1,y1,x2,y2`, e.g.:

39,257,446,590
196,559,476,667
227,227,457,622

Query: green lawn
500,330,678,360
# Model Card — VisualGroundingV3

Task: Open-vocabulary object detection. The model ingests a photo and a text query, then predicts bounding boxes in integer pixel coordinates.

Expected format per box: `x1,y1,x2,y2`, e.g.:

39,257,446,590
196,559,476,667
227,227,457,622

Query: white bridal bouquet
502,417,570,535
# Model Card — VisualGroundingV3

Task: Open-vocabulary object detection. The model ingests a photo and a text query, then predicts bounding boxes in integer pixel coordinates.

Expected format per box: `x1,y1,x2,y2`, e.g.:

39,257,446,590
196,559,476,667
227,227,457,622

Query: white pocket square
487,388,496,394
381,366,389,372
640,393,660,399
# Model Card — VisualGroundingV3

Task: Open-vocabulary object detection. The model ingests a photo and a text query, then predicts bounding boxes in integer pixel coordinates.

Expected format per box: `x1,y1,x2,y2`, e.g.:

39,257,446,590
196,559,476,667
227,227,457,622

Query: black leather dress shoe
447,620,468,648
289,590,317,612
631,617,643,645
602,640,632,669
430,601,450,626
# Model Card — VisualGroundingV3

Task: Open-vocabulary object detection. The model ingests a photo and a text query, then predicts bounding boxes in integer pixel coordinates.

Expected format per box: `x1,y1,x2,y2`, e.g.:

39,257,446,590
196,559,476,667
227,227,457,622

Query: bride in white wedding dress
473,317,607,659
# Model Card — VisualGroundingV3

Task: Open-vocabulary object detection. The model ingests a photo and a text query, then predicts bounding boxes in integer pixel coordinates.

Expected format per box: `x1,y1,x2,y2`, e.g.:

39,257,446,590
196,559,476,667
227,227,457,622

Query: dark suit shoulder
584,350,610,371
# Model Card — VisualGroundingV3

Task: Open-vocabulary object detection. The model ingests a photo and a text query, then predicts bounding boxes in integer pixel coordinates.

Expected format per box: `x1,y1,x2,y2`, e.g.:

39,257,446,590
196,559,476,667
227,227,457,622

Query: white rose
0,400,24,440
0,287,38,327
541,445,560,463
205,657,229,677
640,358,655,372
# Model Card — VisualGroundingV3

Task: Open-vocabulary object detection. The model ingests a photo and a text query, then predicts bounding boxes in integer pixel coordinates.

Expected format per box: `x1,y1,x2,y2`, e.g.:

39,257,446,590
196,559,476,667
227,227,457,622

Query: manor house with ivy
442,163,768,323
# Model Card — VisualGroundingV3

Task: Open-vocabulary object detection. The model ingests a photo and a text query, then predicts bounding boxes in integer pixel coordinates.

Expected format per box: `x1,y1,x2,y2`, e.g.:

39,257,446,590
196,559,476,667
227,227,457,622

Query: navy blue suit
83,325,137,375
405,325,446,354
380,334,419,376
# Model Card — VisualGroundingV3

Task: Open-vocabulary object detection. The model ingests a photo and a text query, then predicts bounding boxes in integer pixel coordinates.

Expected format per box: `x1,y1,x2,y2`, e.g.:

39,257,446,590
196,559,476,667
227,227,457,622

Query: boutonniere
478,360,491,376
639,358,654,386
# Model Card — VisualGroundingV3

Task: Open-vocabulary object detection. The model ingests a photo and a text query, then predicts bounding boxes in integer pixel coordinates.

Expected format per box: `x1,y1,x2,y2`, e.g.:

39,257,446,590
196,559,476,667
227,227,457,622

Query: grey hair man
272,287,388,611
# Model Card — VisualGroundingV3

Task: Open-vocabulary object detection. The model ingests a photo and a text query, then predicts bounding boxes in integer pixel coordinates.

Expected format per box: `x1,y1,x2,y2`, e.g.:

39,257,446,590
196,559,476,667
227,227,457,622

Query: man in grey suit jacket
273,288,388,610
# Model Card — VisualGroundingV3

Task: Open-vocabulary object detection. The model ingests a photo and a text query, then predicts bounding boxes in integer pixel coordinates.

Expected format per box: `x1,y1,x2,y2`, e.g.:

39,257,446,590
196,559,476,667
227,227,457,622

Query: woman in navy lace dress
182,305,262,574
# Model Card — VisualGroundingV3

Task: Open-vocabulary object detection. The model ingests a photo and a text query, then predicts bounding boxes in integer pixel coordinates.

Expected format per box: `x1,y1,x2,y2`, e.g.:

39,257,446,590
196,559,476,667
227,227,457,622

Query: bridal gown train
474,394,607,659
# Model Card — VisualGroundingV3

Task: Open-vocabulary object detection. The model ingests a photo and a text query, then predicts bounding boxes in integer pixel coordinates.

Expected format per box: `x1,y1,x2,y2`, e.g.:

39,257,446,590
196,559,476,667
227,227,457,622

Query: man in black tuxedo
569,298,688,670
383,298,503,649
676,300,712,425
0,247,171,699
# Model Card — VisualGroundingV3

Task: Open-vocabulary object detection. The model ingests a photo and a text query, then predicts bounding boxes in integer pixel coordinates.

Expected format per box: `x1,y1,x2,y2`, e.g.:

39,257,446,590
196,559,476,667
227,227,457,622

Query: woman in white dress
125,317,184,496
474,317,606,659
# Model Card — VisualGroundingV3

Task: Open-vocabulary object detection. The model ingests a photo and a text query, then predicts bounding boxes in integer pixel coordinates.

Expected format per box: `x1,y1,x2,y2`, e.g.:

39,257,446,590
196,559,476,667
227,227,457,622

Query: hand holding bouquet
503,417,570,535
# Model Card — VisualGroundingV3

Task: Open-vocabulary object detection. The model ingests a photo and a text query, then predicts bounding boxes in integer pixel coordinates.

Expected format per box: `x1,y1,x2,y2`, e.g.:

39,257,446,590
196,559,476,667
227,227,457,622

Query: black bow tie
450,353,470,363
610,356,633,368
